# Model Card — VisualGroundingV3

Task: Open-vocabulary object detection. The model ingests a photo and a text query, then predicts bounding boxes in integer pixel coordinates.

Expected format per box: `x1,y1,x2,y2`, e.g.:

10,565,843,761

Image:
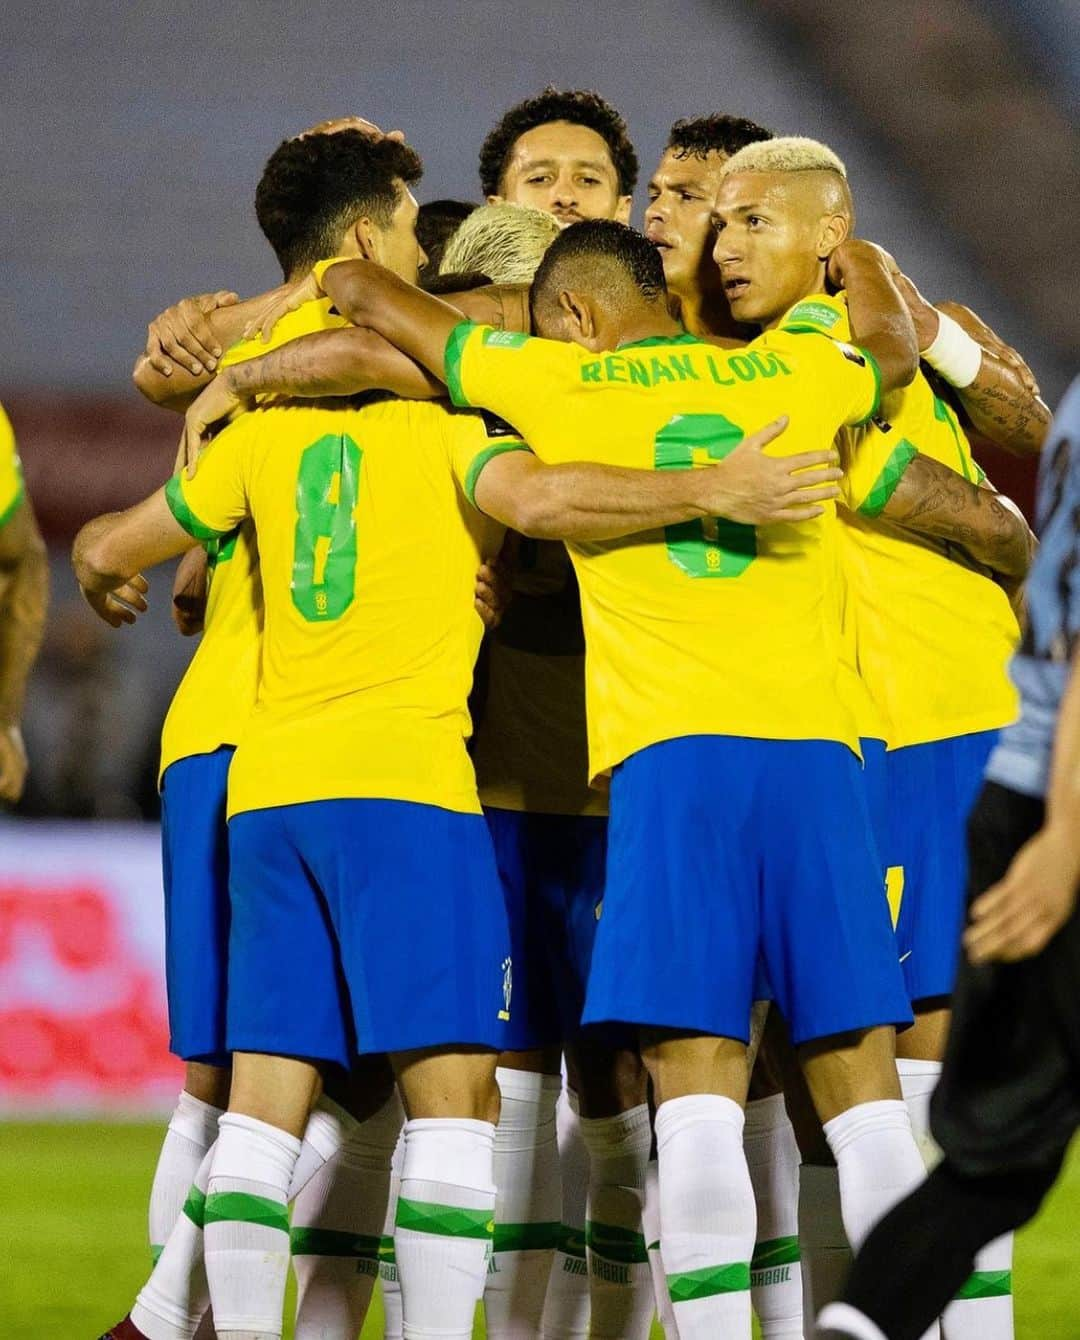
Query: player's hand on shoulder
698,416,842,525
179,373,252,477
0,722,28,804
79,574,149,630
145,290,238,378
965,821,1080,964
245,273,323,344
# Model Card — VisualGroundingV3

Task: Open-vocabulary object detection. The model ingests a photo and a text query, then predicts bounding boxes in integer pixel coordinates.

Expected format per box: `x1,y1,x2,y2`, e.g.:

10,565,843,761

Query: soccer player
416,198,477,283
0,403,47,804
246,208,942,1339
818,374,1080,1340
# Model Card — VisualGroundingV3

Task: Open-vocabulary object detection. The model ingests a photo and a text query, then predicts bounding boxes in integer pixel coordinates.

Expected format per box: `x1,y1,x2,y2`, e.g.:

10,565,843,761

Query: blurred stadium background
1,1,1078,1334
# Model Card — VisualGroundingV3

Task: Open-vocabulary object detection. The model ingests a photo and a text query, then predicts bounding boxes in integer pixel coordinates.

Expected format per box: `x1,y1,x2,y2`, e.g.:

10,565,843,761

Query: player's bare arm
72,490,200,627
0,499,48,802
826,239,919,395
474,415,845,539
894,275,1051,457
966,645,1080,964
171,544,209,636
882,451,1035,584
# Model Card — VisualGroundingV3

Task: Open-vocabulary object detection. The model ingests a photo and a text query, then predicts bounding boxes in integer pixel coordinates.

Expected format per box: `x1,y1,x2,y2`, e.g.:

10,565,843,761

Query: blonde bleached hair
439,202,561,285
720,135,847,179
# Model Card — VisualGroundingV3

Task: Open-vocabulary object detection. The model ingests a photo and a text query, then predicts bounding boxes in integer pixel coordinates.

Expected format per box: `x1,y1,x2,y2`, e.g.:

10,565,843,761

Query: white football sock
395,1116,496,1339
655,1094,756,1339
825,1100,939,1340
798,1163,850,1331
898,1060,1014,1340
744,1095,804,1338
149,1091,223,1262
485,1067,562,1338
287,1095,358,1201
292,1088,403,1340
643,1157,678,1338
204,1112,301,1338
540,1086,590,1339
380,1128,405,1339
817,1301,890,1340
132,1146,215,1340
581,1103,654,1339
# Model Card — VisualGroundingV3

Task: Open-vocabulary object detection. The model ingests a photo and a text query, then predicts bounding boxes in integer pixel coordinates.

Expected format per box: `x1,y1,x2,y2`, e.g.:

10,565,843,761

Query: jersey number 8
292,434,362,622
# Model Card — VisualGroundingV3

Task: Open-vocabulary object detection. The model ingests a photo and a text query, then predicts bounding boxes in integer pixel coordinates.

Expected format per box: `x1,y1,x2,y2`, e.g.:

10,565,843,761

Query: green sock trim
668,1261,751,1303
203,1190,289,1234
585,1220,649,1265
181,1185,206,1229
647,1240,661,1253
290,1226,382,1259
558,1224,587,1260
493,1220,562,1253
751,1235,801,1271
395,1197,494,1240
150,1244,164,1266
378,1234,396,1264
956,1269,1013,1300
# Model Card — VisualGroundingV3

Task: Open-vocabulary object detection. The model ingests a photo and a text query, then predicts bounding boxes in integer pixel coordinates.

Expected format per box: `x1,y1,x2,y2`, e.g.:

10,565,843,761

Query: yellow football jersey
166,310,513,817
157,304,351,778
473,540,607,816
0,403,25,527
445,319,881,780
791,293,1021,748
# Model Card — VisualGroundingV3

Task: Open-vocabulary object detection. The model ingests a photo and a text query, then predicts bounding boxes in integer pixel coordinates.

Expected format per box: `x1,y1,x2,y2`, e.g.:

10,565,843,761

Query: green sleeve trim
585,1220,649,1264
956,1269,1012,1300
858,439,918,517
203,1190,289,1234
853,345,883,425
290,1226,382,1259
395,1196,494,1240
465,442,531,509
164,474,230,541
0,476,25,530
668,1261,751,1302
444,321,476,407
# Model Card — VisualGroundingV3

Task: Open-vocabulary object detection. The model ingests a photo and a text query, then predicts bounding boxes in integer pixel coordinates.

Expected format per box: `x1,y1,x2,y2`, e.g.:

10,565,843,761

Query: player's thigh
227,805,354,1070
184,1059,232,1109
895,1003,950,1062
299,799,511,1056
584,736,759,1042
393,1045,501,1123
797,1024,902,1124
160,747,234,1066
640,1029,749,1107
229,1051,323,1138
759,739,911,1047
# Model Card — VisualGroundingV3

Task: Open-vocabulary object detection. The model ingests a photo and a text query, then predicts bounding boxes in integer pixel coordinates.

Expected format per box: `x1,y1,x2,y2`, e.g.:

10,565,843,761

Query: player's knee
799,1025,902,1122
184,1059,232,1109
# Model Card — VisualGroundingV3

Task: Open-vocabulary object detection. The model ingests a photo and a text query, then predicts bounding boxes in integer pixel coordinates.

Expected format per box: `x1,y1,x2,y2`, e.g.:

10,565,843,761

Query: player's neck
761,268,830,330
671,286,744,341
611,307,684,348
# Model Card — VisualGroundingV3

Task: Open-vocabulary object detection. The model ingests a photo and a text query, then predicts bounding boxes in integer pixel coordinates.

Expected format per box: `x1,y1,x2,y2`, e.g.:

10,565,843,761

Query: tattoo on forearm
958,361,1050,450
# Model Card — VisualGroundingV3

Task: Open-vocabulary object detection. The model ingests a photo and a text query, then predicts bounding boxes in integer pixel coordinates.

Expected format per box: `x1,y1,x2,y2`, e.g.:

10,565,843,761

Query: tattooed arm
882,452,1035,584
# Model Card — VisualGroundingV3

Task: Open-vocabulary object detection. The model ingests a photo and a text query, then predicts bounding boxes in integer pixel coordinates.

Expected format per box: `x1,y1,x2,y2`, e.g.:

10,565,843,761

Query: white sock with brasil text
744,1095,803,1337
204,1112,301,1338
395,1116,497,1339
655,1094,756,1339
581,1102,654,1339
898,1059,1014,1340
149,1090,223,1267
291,1088,403,1340
540,1085,590,1338
485,1067,562,1338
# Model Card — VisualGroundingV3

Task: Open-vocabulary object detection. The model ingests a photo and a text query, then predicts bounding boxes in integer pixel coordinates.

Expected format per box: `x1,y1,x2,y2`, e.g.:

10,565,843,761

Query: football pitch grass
2,1122,1078,1338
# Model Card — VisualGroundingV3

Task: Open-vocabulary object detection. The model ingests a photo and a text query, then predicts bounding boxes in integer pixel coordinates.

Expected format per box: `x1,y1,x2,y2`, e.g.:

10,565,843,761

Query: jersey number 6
292,433,362,622
653,414,756,578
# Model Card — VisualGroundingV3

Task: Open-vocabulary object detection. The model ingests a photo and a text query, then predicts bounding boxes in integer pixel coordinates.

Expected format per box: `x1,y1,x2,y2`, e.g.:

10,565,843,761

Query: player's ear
817,211,850,261
352,215,381,264
486,193,505,207
559,288,593,339
614,196,633,226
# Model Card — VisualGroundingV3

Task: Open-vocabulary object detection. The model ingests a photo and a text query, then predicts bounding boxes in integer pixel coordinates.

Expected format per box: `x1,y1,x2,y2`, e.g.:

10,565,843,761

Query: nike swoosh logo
899,951,913,963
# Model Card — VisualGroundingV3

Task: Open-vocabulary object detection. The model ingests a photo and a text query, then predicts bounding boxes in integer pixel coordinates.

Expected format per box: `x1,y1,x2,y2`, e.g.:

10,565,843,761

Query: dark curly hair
530,219,666,328
479,87,638,198
666,115,774,161
255,129,423,278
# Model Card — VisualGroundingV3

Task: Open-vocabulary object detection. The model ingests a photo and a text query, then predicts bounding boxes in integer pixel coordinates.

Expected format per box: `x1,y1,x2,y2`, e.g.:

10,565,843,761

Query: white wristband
921,311,983,389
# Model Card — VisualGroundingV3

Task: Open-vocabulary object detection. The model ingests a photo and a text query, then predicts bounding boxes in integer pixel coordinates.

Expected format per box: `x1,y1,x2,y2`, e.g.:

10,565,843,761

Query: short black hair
530,219,666,324
417,199,478,284
479,87,638,198
666,115,774,161
255,129,423,278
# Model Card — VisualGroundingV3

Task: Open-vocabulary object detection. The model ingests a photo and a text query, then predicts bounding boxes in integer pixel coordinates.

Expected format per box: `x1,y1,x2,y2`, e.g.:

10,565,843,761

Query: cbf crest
498,956,513,1021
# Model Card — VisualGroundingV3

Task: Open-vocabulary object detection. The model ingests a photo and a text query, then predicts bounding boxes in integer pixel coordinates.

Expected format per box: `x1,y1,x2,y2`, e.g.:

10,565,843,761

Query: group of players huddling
59,87,1080,1340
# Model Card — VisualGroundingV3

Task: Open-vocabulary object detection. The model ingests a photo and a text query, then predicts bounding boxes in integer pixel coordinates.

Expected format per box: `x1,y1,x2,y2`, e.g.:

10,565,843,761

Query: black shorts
931,780,1080,1178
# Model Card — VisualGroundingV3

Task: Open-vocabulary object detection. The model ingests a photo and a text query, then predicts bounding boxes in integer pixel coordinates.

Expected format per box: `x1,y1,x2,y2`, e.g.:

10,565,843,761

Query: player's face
492,121,631,226
374,185,425,285
712,172,825,328
644,148,727,296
